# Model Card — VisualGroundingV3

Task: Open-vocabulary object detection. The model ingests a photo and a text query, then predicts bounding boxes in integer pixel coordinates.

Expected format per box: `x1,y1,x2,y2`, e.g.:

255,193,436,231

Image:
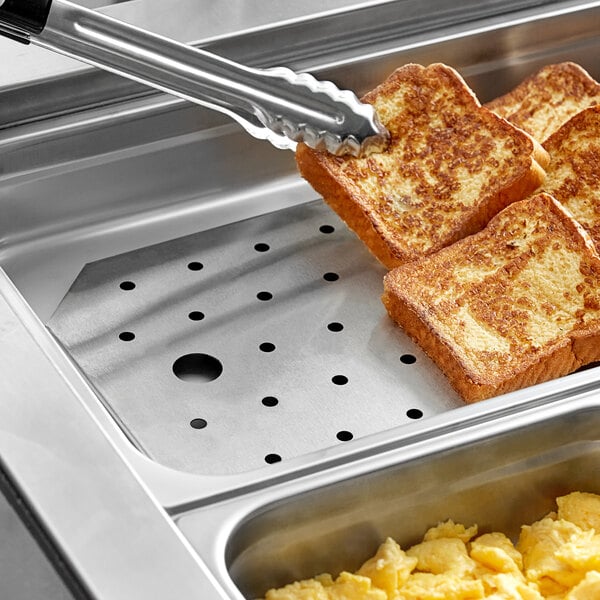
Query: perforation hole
332,375,348,385
323,272,339,282
188,311,205,321
265,453,282,464
407,408,423,419
190,418,207,429
257,291,273,301
327,322,344,332
119,281,136,290
336,430,353,442
400,354,417,364
262,396,279,407
254,243,270,252
259,342,276,353
319,225,335,234
187,261,204,271
118,331,135,342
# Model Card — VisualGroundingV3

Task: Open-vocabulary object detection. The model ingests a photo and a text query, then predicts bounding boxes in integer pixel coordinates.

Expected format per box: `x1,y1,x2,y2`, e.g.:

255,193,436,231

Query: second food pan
178,386,600,600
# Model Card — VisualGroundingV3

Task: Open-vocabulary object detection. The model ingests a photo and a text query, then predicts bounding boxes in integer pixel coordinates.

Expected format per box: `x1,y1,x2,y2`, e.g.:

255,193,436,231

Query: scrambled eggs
262,492,600,600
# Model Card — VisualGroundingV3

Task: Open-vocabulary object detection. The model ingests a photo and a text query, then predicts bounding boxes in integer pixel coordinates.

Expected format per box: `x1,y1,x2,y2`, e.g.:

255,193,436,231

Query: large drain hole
173,353,223,382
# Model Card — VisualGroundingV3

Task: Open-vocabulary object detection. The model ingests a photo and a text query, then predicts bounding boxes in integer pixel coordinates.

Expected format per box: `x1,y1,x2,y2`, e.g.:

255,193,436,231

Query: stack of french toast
296,62,600,403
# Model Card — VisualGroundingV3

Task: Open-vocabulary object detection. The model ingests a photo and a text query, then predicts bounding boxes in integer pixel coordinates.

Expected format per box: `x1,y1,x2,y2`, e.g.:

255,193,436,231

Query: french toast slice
382,193,600,403
485,62,600,143
296,63,548,268
542,105,600,250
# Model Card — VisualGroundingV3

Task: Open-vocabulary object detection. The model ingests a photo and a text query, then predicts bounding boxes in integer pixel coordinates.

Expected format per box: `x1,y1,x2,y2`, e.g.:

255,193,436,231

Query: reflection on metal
0,273,229,599
0,480,75,600
0,0,581,128
26,0,387,155
76,0,127,7
48,200,459,474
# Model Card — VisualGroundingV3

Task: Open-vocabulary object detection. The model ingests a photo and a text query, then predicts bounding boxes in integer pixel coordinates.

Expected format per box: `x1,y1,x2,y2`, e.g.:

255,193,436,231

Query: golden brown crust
382,193,600,402
297,63,547,268
295,144,402,267
485,62,600,143
542,105,600,252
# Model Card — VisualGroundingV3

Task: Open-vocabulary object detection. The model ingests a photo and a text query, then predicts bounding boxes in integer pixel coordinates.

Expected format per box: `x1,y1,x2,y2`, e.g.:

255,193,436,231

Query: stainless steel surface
2,0,600,500
0,0,581,130
3,2,600,599
5,1,600,320
0,0,387,90
0,486,75,599
18,0,600,480
76,0,126,7
47,200,459,474
10,0,388,155
0,271,229,599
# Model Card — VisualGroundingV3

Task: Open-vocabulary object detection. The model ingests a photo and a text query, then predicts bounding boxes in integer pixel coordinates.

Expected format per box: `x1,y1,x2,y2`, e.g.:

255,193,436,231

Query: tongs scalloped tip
267,67,391,157
300,126,390,158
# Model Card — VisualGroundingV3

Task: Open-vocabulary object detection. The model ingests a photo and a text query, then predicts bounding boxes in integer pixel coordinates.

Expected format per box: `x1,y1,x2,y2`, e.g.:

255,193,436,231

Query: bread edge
382,193,600,402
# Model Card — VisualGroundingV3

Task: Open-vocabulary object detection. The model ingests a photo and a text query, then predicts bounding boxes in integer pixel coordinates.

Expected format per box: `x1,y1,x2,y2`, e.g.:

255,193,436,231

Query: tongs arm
0,0,388,156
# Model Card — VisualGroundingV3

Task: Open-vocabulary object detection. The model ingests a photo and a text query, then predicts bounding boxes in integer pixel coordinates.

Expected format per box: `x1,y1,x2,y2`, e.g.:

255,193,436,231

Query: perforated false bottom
47,200,461,475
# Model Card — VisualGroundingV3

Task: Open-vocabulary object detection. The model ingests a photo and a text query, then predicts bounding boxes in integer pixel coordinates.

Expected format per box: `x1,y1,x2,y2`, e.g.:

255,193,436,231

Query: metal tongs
0,0,389,157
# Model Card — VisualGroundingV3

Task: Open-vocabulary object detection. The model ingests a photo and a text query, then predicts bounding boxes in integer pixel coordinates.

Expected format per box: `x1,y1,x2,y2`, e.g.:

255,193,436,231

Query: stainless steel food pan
12,0,600,481
2,1,600,599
